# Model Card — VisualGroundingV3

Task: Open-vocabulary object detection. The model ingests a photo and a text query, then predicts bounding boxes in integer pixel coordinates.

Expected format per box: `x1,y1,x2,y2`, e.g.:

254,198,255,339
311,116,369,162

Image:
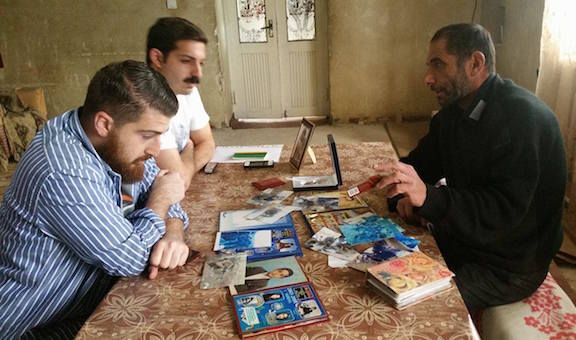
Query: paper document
212,145,283,163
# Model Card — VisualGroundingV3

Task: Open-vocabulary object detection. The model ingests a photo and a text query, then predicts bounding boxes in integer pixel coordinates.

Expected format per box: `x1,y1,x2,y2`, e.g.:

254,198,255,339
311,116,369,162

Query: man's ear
93,111,114,138
470,51,486,76
148,48,165,70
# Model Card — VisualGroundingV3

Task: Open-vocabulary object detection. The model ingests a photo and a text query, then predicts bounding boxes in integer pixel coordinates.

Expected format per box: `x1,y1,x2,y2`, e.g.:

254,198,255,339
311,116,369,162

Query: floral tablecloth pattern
77,142,476,339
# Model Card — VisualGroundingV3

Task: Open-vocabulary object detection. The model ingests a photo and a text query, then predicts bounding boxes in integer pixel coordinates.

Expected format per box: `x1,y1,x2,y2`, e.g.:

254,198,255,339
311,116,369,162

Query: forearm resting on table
190,137,215,172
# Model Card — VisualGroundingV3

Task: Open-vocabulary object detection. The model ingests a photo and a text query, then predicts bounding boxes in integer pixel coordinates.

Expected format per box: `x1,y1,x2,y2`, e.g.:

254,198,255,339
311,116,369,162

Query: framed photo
289,118,315,170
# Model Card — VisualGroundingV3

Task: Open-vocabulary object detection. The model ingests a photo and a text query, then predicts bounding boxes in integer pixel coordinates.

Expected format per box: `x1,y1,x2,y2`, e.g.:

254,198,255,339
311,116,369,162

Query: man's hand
148,219,189,279
146,170,186,218
375,160,427,207
395,196,428,226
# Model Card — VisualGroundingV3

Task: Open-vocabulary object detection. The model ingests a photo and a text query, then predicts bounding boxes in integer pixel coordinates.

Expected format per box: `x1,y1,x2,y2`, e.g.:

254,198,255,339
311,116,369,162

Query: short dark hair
431,23,496,73
82,60,178,124
146,17,208,65
276,268,294,276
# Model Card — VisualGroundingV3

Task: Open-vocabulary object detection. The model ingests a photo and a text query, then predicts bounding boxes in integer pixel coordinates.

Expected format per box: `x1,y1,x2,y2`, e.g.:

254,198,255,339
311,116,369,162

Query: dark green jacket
406,74,566,274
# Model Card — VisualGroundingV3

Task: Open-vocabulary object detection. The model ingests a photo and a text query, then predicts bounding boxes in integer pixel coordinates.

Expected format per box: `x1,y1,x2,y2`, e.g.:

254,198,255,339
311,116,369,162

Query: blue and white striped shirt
0,109,188,338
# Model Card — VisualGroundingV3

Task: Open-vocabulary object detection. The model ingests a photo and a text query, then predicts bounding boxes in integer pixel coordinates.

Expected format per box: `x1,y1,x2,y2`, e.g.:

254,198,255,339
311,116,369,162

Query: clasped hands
374,159,427,226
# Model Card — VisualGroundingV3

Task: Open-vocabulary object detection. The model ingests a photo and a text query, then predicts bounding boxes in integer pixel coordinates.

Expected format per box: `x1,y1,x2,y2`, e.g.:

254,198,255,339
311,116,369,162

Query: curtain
536,0,576,234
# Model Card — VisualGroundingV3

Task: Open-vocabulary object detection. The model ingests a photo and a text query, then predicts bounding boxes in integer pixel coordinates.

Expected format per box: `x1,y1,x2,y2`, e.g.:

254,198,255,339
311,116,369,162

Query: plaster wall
0,0,231,126
328,0,479,122
0,0,544,125
480,0,544,92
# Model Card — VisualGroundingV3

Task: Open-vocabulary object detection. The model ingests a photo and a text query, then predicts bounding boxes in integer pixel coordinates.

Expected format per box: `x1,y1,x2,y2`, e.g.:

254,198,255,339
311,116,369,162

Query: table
76,142,477,339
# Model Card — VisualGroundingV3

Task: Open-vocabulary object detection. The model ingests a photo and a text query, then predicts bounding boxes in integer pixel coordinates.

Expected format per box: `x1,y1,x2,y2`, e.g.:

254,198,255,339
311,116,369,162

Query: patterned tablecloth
77,142,476,339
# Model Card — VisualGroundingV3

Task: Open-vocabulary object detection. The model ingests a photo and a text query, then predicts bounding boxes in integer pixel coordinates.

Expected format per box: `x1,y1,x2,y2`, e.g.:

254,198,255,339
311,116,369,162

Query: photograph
289,118,315,170
231,256,307,294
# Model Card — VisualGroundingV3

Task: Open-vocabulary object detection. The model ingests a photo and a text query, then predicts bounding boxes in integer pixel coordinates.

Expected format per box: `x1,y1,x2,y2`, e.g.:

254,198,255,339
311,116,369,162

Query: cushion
15,87,48,120
481,273,576,339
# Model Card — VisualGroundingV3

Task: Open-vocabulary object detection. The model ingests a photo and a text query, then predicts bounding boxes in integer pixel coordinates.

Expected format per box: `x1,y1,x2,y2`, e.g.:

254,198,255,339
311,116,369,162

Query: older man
377,23,566,312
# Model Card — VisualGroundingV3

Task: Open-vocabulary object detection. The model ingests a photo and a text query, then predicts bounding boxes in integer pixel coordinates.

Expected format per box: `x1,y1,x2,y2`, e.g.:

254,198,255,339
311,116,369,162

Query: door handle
261,19,274,38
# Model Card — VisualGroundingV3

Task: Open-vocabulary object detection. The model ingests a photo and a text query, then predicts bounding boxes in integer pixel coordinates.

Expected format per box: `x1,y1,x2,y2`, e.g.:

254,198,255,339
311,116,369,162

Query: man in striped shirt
0,60,190,339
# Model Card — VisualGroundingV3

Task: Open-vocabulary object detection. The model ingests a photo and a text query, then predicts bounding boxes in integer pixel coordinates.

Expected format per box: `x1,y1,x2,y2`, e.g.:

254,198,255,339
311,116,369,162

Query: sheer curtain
536,0,576,227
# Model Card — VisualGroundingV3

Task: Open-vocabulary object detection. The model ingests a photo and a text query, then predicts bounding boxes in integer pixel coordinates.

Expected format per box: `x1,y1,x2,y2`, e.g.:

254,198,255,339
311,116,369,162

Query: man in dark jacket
376,23,566,313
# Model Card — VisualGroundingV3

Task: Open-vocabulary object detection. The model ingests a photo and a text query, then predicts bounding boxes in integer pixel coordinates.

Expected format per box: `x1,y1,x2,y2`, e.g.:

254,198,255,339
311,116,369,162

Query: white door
223,0,328,119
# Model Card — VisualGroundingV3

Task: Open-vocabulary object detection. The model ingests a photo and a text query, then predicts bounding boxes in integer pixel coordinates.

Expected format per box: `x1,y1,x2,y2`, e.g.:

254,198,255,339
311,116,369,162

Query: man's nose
193,61,203,79
424,70,435,86
146,137,161,157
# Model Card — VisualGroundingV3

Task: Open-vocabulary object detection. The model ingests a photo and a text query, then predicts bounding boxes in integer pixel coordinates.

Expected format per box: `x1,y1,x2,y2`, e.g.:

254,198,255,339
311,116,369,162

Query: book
230,256,308,295
366,251,454,309
232,282,328,338
220,224,303,262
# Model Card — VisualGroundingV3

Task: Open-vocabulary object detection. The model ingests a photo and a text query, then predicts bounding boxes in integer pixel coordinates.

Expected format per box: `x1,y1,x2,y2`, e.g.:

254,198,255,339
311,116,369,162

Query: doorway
220,0,329,120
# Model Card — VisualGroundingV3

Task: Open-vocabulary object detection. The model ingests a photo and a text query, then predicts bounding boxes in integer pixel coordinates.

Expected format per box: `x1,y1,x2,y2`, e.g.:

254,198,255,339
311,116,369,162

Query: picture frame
289,118,315,170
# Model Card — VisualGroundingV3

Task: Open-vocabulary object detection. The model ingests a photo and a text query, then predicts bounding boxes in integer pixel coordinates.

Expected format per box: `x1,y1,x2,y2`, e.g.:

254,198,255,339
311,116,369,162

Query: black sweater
405,74,566,274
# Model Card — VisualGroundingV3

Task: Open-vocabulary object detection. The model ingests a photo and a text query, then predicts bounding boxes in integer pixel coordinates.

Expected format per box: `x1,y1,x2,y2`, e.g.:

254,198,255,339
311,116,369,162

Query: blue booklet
217,222,303,262
232,282,328,338
339,215,404,246
214,230,272,251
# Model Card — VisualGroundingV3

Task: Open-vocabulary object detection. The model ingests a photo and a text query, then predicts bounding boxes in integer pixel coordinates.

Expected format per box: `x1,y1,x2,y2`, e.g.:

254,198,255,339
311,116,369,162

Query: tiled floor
1,121,576,300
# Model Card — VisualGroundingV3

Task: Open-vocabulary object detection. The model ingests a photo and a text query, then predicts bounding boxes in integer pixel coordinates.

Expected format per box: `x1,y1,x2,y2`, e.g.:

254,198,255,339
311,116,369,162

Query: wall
328,0,480,122
0,0,545,125
481,0,544,92
0,0,232,127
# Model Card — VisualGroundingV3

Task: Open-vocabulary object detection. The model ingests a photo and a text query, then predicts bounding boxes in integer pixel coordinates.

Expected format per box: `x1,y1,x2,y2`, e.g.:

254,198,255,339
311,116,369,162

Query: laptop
291,134,342,192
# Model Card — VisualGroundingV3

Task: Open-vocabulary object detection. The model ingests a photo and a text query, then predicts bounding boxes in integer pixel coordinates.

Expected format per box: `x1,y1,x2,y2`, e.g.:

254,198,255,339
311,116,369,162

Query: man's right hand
146,169,186,218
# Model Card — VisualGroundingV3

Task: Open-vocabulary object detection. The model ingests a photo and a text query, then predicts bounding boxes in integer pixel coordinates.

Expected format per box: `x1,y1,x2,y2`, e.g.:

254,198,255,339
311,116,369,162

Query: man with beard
147,17,216,190
0,60,189,338
375,23,566,313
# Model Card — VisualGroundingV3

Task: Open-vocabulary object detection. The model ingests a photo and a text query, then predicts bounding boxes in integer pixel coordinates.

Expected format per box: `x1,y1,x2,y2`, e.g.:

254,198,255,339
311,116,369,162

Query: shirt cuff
128,207,167,245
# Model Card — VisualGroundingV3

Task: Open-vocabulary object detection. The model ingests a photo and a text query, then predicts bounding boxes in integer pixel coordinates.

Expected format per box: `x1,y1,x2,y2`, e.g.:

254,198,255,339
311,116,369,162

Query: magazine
232,282,328,338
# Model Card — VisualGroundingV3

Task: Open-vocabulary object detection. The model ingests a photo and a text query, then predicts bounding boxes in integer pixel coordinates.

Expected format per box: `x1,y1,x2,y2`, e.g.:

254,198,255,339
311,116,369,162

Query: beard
96,131,148,183
432,67,475,108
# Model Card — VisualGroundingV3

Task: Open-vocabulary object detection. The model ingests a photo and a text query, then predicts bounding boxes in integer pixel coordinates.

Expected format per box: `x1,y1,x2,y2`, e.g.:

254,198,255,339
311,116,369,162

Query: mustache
184,76,200,84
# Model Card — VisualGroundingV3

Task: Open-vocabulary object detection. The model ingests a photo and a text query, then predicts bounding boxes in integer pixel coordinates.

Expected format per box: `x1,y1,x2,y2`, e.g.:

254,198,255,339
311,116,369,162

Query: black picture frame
289,118,315,170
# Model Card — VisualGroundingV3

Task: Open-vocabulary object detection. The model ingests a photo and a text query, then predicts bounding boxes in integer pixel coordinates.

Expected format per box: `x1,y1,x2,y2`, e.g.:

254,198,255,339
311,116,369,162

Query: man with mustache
0,60,189,338
147,17,216,189
376,23,566,313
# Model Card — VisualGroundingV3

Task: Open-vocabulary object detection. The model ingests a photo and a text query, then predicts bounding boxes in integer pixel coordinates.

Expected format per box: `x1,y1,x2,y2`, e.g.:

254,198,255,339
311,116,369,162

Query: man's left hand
148,219,189,279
